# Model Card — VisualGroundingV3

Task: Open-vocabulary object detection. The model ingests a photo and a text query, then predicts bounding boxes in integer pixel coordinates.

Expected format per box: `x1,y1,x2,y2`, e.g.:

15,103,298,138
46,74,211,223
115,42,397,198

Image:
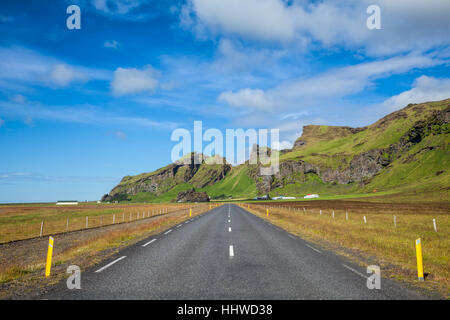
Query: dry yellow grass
0,203,192,243
244,202,450,297
0,204,217,293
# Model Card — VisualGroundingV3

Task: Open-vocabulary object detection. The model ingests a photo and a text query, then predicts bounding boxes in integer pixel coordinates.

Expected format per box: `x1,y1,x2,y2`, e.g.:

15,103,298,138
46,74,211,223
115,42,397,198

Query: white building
304,194,319,199
272,196,296,200
56,200,79,205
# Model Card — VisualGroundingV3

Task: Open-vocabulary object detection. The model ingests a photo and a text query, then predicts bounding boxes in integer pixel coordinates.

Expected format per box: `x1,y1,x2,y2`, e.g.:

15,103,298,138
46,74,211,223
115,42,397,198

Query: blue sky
0,0,449,202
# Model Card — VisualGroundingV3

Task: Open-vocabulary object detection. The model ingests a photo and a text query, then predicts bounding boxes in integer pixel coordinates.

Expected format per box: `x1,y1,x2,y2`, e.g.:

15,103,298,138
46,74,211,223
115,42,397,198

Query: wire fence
0,205,200,244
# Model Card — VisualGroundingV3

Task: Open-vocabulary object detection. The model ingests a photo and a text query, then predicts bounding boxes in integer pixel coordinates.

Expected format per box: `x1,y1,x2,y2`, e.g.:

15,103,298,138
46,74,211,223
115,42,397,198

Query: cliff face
103,153,231,202
103,99,449,201
250,100,449,194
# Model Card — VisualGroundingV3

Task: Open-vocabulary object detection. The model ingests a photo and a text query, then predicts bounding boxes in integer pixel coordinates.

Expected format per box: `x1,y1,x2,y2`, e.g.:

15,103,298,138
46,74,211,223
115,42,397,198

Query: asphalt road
44,204,429,300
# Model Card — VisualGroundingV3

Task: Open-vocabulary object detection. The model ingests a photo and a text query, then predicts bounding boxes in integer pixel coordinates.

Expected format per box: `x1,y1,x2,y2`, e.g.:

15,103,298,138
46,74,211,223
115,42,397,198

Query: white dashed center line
229,227,232,232
305,244,322,253
95,256,126,273
229,245,234,258
142,239,156,247
342,264,368,279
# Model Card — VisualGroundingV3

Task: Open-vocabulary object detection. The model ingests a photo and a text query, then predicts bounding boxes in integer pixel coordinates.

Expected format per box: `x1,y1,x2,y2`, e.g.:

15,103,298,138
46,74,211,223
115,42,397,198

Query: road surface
44,204,429,299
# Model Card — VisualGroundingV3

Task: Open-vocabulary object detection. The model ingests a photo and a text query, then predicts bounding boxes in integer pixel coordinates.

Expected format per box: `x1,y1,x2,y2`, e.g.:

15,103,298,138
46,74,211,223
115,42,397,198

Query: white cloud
182,0,297,43
0,47,110,91
383,76,450,110
182,0,450,55
104,40,120,49
218,53,443,110
93,0,145,14
113,130,127,140
272,140,293,150
111,66,160,96
211,38,287,74
0,99,181,130
219,88,273,110
103,40,119,49
49,64,86,87
10,94,27,103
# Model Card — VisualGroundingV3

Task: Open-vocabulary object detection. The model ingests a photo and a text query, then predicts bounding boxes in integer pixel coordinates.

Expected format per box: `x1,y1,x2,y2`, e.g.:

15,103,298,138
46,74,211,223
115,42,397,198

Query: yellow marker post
189,208,192,217
266,208,269,217
415,238,424,281
45,236,54,277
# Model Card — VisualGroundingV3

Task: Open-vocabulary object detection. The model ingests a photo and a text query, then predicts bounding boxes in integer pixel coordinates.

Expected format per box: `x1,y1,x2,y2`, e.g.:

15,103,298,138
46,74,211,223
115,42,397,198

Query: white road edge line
95,256,126,273
142,239,157,247
229,245,234,258
342,264,368,279
305,244,322,253
164,229,172,235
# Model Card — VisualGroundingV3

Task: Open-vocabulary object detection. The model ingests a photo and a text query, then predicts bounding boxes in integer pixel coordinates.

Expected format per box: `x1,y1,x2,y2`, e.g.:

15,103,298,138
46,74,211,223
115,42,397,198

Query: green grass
128,183,195,203
201,165,257,199
281,100,448,169
109,99,449,203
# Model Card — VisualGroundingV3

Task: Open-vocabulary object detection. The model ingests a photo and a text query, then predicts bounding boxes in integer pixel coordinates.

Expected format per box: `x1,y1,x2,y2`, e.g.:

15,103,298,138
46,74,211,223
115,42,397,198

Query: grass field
0,203,193,243
0,203,216,294
245,200,450,297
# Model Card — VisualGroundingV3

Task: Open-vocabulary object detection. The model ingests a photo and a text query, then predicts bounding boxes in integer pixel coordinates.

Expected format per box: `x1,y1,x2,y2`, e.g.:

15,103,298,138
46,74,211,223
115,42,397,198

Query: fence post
363,216,367,224
66,218,69,232
86,216,89,229
394,215,397,228
433,219,437,232
113,214,115,224
332,210,335,219
40,221,44,237
346,211,348,221
320,210,322,216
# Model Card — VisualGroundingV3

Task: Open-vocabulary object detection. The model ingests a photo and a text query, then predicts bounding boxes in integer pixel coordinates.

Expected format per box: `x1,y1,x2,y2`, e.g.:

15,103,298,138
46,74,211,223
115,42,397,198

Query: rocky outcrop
103,153,230,202
176,189,210,202
248,106,450,193
248,149,390,193
103,99,449,200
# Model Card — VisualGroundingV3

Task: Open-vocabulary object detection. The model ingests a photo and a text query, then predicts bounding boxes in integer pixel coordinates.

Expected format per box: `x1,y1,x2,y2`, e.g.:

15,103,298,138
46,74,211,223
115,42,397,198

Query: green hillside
103,99,449,203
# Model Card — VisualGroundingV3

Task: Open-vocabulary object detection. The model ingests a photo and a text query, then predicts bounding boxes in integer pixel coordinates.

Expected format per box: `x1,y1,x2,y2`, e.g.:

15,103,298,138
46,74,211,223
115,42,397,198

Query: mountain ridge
102,98,449,202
